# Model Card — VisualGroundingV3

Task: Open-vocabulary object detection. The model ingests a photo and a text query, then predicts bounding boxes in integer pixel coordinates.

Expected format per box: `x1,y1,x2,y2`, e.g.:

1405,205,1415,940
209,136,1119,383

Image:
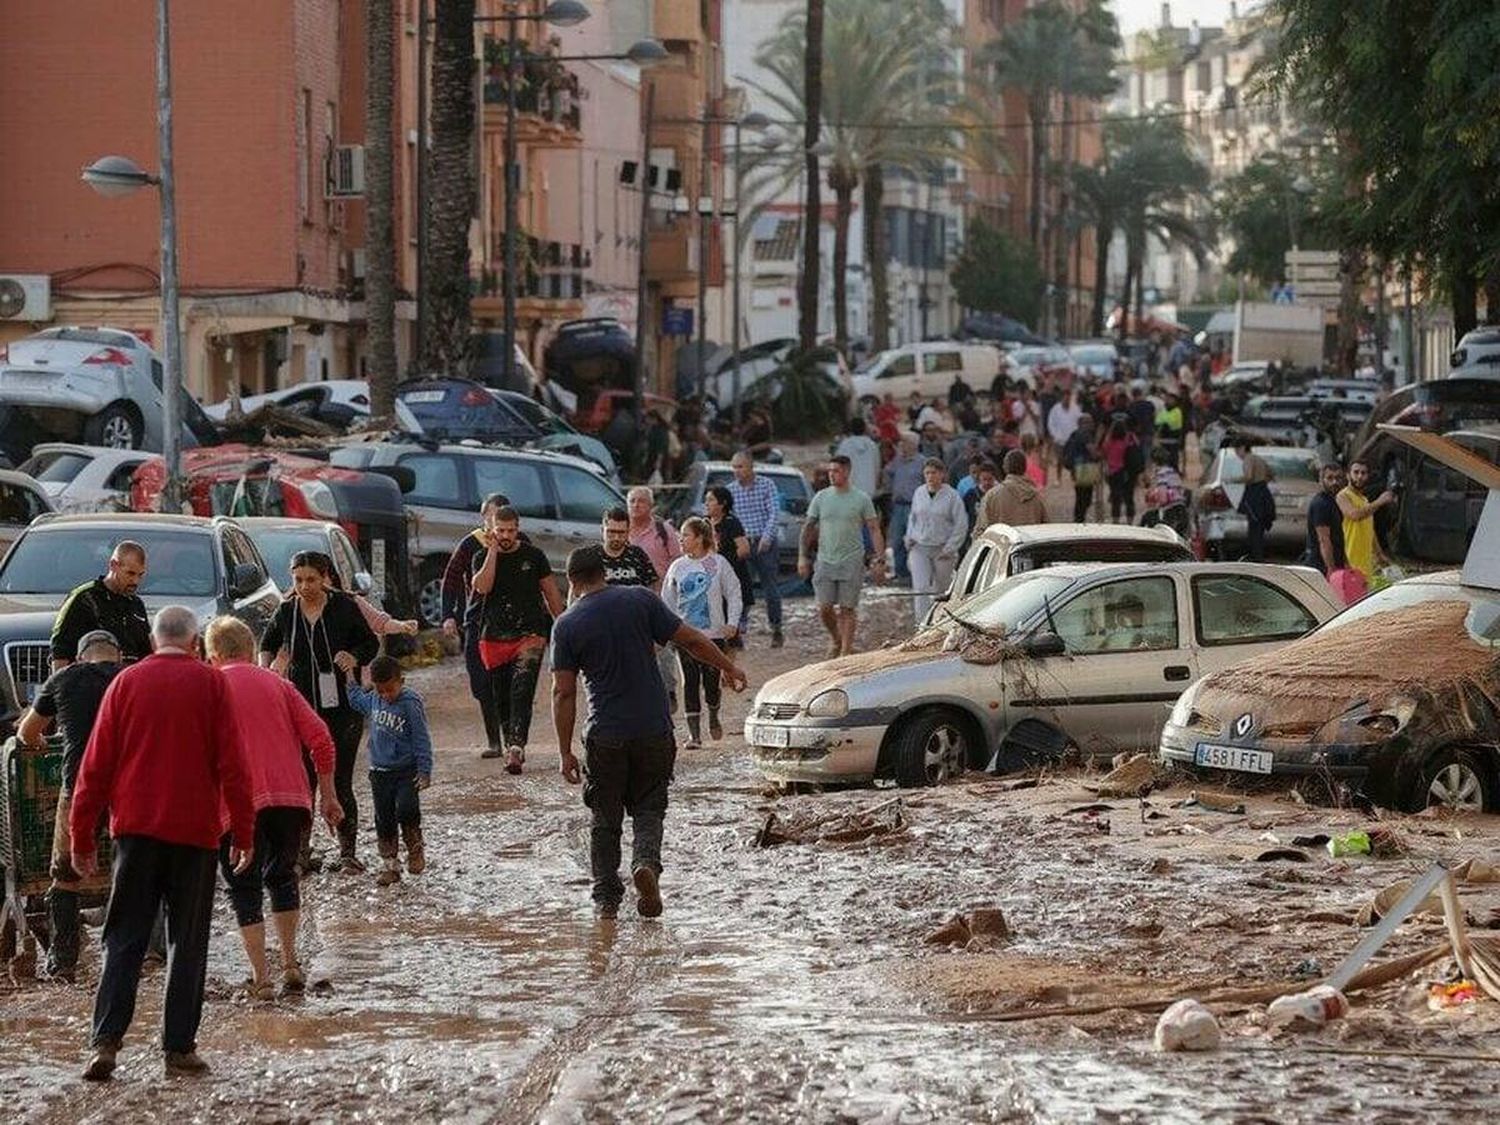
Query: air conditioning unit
327,144,366,198
0,275,51,321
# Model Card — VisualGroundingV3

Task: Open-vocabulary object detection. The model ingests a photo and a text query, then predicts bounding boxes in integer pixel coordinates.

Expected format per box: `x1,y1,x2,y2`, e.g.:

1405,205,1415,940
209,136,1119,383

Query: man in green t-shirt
798,455,885,657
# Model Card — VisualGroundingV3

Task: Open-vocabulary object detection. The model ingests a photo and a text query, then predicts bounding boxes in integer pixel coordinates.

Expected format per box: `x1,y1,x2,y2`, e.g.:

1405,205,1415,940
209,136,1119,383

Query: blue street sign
662,306,694,336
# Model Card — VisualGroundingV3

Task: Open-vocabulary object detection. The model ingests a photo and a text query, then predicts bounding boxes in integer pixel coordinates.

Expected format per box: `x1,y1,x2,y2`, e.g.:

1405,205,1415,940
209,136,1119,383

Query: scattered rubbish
1258,831,1282,844
1153,998,1221,1052
1255,848,1310,863
926,915,971,947
1291,834,1331,848
1172,790,1246,815
1327,831,1372,858
1302,911,1357,926
1142,857,1172,876
1428,979,1480,1010
997,777,1040,792
1355,878,1444,927
1292,958,1323,980
1121,917,1164,939
967,907,1010,939
753,797,906,847
1453,858,1500,883
1091,753,1157,798
926,906,1011,948
1328,826,1406,859
1267,984,1350,1029
1064,803,1115,815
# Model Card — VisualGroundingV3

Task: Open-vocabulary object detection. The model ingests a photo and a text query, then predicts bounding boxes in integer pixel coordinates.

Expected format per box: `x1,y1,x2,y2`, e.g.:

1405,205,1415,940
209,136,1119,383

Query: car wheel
84,405,141,449
416,558,446,629
1418,748,1493,813
889,709,970,789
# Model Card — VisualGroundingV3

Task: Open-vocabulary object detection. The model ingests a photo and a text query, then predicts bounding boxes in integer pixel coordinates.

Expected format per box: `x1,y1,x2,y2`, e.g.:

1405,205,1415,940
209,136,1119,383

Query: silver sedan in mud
747,562,1342,788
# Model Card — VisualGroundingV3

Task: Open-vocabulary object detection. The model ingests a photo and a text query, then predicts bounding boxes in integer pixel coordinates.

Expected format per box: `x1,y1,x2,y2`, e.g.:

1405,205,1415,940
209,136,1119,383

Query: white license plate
1195,742,1272,774
400,390,445,404
752,724,790,748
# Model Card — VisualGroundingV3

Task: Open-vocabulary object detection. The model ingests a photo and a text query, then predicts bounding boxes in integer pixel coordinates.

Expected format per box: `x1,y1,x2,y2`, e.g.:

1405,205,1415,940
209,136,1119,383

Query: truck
1230,301,1325,368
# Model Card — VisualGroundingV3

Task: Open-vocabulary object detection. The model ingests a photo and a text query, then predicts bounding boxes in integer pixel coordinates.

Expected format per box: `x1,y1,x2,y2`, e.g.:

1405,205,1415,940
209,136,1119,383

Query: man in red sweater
70,605,255,1081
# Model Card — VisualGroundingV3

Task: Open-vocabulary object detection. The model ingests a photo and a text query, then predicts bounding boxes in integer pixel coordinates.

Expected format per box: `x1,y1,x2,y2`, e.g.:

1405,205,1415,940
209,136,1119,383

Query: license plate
1195,742,1272,774
400,390,445,404
753,724,790,748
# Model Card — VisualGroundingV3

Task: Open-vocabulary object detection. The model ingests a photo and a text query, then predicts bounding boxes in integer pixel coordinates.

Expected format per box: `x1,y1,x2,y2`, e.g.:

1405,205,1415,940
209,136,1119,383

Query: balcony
472,236,589,322
481,38,582,148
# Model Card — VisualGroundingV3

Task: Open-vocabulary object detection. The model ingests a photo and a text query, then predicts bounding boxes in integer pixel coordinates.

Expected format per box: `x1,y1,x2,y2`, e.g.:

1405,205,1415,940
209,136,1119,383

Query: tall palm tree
798,0,824,352
749,1,962,353
422,0,477,374
364,0,397,416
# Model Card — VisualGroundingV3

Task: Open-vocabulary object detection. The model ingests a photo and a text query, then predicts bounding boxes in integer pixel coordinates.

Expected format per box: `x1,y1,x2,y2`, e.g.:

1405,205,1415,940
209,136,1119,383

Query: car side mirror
1023,631,1066,658
353,571,374,596
230,562,264,599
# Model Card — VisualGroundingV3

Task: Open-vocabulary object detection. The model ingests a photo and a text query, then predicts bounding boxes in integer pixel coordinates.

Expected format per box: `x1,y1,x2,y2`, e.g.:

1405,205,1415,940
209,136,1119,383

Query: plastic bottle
1266,984,1349,1028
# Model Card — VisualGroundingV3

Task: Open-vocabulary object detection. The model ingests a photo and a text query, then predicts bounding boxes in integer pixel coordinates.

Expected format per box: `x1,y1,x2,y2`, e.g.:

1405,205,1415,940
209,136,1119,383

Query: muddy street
5,589,1500,1122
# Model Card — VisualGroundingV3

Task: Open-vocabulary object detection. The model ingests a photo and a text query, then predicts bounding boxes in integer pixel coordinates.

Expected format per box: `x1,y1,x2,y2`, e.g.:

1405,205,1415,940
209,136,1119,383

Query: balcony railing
477,236,590,301
482,38,582,133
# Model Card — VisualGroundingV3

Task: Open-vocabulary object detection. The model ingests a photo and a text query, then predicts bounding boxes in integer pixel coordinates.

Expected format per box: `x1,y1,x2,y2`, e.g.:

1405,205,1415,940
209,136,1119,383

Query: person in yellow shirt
1336,459,1396,581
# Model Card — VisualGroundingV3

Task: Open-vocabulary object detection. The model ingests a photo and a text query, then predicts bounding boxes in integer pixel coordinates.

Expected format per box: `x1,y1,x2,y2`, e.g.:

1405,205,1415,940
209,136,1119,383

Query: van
850,342,1003,407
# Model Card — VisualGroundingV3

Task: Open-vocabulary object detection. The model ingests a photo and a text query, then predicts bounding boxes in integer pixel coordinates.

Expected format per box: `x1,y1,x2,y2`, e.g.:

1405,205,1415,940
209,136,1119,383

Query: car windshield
247,528,328,587
0,528,218,597
1219,450,1318,482
1316,580,1500,645
19,451,89,484
956,572,1075,634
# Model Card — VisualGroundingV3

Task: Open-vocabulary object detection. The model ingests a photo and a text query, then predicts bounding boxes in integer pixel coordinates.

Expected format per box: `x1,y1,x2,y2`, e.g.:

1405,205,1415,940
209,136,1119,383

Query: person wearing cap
50,541,152,672
16,629,124,981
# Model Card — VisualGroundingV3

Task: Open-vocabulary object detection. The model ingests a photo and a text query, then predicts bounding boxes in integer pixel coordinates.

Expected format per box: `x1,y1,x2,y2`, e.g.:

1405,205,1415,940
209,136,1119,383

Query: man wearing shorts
799,454,884,657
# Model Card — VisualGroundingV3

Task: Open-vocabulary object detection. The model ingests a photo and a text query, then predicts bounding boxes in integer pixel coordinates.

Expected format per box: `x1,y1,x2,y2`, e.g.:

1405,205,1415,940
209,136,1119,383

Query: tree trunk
1130,236,1146,338
1452,267,1479,338
365,0,397,415
1027,93,1046,251
1090,219,1112,337
864,165,891,351
830,170,855,356
1336,246,1364,375
1117,256,1132,343
1483,267,1500,326
1052,95,1073,337
798,0,825,351
423,0,477,374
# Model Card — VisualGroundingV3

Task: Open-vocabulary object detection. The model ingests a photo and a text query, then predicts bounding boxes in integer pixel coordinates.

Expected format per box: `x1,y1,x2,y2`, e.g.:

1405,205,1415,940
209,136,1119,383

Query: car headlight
1167,682,1200,728
805,689,849,719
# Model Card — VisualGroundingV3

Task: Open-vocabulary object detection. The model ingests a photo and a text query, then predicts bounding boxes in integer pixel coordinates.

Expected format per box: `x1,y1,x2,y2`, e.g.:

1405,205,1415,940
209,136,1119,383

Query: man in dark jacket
50,541,151,671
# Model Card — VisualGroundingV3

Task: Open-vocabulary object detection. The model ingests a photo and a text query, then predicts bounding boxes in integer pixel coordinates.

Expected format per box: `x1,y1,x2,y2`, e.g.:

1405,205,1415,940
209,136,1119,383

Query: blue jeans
741,542,782,632
370,766,422,843
889,502,912,580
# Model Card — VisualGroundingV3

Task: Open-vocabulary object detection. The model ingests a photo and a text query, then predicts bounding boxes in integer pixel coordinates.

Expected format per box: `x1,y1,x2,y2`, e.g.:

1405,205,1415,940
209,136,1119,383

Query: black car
0,513,282,728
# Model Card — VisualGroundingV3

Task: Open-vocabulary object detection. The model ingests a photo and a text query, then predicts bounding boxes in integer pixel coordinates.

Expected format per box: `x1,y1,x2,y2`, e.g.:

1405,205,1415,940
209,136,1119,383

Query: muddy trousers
677,642,725,716
370,766,422,845
92,835,216,1054
325,709,366,857
219,808,306,928
582,733,677,907
486,649,543,748
464,629,503,751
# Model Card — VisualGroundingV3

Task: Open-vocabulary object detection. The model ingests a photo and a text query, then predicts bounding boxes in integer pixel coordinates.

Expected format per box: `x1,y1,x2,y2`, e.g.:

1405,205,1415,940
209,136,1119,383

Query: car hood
0,592,221,630
758,633,951,704
1188,599,1494,740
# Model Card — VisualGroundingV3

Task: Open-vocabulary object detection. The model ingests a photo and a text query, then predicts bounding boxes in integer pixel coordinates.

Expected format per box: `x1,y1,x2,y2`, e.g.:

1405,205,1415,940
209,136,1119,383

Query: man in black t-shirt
593,507,659,589
50,542,152,671
1304,462,1349,575
18,629,122,980
471,507,565,774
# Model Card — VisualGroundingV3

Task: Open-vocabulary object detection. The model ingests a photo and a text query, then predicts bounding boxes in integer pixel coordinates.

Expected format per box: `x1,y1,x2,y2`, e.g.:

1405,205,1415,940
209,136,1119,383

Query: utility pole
696,121,710,399
632,82,656,424
502,11,521,388
156,0,182,511
731,118,745,430
415,0,429,368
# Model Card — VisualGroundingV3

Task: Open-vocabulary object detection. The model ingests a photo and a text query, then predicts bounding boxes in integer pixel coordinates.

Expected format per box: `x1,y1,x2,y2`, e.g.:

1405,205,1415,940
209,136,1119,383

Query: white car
1067,341,1118,381
852,342,1006,406
202,379,373,423
16,443,154,512
1449,327,1500,380
1006,345,1073,389
748,561,1342,787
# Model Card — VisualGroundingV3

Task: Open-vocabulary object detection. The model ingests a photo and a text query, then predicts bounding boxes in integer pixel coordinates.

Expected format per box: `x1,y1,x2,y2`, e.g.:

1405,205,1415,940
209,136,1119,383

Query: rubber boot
401,824,426,875
375,839,401,886
708,707,723,742
684,714,702,749
45,888,80,981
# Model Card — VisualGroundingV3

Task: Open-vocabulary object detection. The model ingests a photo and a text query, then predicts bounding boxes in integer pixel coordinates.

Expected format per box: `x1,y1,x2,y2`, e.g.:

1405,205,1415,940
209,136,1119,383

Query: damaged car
748,562,1341,788
1158,572,1500,812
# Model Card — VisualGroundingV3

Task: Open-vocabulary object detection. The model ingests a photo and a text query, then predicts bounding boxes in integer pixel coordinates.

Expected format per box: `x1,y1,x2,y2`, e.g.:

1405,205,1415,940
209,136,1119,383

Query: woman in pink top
207,616,342,1000
1098,416,1141,523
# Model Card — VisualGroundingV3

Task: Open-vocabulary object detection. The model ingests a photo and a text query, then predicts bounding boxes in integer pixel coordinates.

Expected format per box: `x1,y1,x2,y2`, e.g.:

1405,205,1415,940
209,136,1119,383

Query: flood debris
752,796,906,847
1090,753,1157,799
1172,790,1246,814
1266,984,1349,1029
926,906,1011,948
1153,998,1221,1051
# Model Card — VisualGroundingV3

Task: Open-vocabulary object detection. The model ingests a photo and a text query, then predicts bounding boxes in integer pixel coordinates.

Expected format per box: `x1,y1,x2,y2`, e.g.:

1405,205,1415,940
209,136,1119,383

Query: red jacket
217,660,334,829
71,650,254,855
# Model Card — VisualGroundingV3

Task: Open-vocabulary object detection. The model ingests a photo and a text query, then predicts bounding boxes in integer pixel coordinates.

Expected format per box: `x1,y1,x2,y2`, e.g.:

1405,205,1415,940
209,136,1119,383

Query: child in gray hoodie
349,656,434,885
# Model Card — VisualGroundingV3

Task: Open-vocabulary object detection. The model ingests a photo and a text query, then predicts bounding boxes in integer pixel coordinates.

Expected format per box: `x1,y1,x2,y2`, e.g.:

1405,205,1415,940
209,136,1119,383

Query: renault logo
1234,712,1254,739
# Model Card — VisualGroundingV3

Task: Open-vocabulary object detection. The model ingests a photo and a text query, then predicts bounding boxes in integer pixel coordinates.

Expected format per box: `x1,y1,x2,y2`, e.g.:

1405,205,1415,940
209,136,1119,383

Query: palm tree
364,0,397,417
422,0,477,374
749,1,962,353
797,0,824,352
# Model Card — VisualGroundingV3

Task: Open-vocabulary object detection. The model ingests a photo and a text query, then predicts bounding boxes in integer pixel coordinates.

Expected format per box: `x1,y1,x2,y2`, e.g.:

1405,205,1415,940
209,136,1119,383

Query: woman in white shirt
904,459,968,624
662,518,743,747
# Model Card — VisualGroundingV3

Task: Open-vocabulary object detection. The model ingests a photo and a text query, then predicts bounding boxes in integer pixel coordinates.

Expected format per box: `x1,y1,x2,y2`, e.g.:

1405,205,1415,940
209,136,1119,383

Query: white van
850,342,1007,407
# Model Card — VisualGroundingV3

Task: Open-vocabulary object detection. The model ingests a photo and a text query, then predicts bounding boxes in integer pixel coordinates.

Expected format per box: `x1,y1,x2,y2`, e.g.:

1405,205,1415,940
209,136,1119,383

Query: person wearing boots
17,629,123,982
347,656,432,886
205,617,343,999
660,518,743,748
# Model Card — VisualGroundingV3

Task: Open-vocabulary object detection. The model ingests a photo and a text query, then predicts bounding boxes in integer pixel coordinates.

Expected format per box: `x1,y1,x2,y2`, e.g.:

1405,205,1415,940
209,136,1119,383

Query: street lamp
81,0,183,510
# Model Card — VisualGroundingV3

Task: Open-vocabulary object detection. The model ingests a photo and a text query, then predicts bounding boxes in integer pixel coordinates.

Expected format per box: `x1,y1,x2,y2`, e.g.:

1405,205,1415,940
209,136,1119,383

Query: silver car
0,326,218,452
748,562,1342,788
1195,445,1322,553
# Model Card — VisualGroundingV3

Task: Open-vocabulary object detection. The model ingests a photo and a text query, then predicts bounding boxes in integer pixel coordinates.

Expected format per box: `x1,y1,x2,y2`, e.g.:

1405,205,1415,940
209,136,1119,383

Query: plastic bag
1327,567,1368,606
1154,998,1221,1051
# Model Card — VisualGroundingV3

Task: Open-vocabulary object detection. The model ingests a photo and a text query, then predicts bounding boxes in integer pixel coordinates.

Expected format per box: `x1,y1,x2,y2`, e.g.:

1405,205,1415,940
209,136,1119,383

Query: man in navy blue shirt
551,547,746,919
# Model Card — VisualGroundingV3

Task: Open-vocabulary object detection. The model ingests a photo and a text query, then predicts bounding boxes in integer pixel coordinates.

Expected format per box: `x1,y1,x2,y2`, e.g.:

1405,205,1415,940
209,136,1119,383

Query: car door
1188,571,1321,679
395,451,470,565
470,455,562,568
875,351,919,400
922,347,963,399
1014,574,1190,754
550,463,627,568
220,525,281,633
